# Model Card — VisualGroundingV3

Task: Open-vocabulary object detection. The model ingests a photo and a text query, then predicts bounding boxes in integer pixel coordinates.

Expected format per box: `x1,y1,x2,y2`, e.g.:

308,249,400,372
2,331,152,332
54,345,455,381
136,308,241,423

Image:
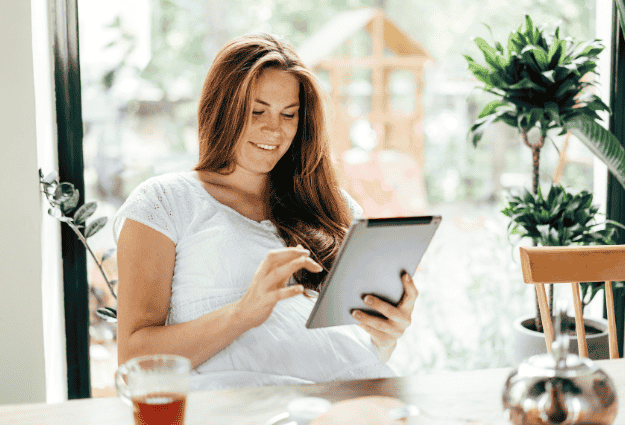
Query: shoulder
340,188,364,219
127,172,206,206
134,172,194,194
113,172,201,244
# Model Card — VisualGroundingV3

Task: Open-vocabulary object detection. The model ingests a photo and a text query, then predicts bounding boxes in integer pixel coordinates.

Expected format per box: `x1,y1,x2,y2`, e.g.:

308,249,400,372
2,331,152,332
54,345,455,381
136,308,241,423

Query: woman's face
235,68,300,176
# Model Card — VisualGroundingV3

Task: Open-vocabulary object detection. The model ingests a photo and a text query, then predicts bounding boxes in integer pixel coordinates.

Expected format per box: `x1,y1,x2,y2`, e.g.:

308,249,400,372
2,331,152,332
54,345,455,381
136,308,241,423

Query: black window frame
53,1,625,399
53,0,90,399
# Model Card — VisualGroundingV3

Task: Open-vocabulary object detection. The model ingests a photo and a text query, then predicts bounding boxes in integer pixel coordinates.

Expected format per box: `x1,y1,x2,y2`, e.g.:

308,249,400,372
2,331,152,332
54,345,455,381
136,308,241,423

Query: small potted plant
502,184,625,361
464,14,625,356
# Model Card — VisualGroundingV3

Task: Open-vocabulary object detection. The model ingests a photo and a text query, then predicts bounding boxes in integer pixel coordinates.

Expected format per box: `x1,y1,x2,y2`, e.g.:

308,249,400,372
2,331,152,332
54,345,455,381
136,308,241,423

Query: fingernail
351,310,359,318
364,295,372,305
315,263,323,272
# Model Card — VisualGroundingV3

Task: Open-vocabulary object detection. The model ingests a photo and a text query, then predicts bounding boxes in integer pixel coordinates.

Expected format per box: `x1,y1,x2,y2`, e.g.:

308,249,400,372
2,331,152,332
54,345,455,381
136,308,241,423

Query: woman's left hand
351,271,418,362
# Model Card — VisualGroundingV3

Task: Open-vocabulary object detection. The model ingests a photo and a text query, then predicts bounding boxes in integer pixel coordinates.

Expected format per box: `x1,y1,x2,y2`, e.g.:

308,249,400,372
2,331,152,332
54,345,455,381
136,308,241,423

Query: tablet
306,215,441,329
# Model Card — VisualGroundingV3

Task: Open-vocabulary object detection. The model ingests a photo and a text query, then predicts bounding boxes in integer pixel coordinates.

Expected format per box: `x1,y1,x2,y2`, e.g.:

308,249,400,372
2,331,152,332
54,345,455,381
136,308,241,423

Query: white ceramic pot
511,315,609,364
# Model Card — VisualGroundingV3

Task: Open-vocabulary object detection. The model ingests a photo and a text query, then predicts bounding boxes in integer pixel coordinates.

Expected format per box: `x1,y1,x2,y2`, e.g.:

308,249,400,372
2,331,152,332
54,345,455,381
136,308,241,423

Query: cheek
286,120,299,139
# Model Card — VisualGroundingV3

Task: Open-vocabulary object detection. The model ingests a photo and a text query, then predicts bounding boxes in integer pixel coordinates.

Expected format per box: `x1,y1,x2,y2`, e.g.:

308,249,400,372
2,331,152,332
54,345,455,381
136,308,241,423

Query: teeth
253,143,278,150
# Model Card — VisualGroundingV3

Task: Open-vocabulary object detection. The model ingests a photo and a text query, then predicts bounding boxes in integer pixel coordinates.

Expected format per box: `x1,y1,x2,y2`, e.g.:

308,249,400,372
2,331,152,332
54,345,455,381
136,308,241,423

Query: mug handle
115,363,133,406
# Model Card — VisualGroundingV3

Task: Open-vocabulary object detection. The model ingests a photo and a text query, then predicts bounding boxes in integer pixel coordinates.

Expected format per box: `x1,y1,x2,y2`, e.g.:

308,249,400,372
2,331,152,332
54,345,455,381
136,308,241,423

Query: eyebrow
254,99,300,108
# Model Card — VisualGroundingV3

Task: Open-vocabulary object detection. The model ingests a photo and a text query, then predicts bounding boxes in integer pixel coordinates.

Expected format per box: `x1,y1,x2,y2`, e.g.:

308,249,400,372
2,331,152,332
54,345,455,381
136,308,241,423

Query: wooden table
2,359,624,424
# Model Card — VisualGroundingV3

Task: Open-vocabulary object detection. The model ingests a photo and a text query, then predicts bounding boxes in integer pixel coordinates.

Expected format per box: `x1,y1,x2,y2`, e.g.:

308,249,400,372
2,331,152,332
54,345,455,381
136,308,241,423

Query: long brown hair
194,33,352,291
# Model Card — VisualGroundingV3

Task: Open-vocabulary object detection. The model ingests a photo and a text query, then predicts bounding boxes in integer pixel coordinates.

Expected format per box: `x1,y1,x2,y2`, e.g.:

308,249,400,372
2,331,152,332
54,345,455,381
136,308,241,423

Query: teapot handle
551,299,570,367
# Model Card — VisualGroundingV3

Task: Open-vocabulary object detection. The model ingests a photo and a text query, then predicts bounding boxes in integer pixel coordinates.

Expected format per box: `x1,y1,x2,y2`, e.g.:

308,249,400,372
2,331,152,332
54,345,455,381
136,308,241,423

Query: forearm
120,301,251,369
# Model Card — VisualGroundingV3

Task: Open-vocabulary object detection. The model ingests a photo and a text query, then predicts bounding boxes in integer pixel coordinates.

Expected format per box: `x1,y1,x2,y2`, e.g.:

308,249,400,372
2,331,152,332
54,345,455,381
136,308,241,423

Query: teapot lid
517,348,597,379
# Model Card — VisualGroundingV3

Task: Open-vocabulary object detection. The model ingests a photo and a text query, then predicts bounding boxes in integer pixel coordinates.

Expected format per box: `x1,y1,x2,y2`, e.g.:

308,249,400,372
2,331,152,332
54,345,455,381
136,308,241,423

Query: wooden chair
519,245,625,359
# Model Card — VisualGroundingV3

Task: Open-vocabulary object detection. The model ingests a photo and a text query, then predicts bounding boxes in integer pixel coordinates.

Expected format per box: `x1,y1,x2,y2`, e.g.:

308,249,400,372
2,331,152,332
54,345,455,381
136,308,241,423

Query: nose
262,115,281,138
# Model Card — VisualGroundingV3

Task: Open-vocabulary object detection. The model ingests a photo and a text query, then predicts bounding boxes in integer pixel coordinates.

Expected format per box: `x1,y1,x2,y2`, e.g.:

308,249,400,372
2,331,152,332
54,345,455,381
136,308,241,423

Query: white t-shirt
113,171,396,391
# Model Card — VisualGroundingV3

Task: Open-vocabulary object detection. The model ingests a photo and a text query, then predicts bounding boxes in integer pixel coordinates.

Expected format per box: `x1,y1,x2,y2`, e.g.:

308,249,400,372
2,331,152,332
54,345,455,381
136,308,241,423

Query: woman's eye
252,110,263,116
282,113,296,119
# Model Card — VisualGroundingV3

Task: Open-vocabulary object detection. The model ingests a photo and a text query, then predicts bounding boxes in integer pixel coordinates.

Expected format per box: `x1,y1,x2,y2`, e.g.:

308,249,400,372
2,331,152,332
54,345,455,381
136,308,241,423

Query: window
65,0,620,398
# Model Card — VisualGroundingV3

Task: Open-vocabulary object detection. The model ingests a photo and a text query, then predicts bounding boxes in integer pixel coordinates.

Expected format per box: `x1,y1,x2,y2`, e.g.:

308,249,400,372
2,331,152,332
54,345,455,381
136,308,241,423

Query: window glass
78,0,602,396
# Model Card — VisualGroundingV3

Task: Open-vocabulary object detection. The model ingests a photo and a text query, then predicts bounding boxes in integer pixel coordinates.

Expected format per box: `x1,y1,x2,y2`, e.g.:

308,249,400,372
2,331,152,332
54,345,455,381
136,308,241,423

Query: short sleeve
113,178,178,245
340,188,364,219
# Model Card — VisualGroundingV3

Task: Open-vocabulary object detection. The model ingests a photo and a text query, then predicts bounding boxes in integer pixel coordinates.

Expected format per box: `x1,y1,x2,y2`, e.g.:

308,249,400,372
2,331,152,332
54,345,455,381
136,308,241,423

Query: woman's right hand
236,244,323,328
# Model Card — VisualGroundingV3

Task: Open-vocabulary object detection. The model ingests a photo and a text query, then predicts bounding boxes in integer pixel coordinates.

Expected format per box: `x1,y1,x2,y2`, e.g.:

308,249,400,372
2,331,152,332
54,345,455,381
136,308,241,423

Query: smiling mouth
250,142,278,151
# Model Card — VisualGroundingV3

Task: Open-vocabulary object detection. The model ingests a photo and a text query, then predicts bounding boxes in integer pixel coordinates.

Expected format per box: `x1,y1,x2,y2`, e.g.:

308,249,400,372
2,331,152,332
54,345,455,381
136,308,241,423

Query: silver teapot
502,302,618,425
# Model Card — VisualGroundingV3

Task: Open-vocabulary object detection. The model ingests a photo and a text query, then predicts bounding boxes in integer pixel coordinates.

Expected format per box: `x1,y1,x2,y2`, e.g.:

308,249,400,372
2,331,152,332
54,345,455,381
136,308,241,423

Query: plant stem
521,127,546,333
68,223,117,300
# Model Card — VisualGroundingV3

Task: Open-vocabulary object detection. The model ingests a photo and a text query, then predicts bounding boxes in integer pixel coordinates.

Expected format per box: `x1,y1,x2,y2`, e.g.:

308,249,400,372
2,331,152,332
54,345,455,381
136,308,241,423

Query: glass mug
115,354,192,425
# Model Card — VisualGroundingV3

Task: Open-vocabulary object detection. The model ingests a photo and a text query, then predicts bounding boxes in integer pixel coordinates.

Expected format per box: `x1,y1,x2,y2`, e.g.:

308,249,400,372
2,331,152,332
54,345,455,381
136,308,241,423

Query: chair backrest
519,245,625,359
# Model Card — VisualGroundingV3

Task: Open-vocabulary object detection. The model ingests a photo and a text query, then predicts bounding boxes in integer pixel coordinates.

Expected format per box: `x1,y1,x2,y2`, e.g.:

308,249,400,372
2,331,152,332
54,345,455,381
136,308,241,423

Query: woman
114,33,418,391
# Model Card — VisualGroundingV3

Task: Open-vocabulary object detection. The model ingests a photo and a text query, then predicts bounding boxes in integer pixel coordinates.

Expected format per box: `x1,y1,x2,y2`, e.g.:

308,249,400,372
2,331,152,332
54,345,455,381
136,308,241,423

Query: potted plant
464,15,625,357
502,184,625,361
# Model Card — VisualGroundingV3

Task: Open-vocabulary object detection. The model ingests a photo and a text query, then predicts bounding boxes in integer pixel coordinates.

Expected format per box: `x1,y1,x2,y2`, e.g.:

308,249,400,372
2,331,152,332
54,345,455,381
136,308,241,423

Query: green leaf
474,38,503,71
527,108,544,129
101,248,116,263
617,0,625,42
576,42,604,59
61,188,80,215
482,23,504,53
507,77,546,92
546,184,558,206
53,182,75,203
85,217,108,238
526,45,549,69
41,171,58,185
73,201,98,225
468,109,514,146
105,15,121,29
102,69,116,90
541,70,555,83
580,94,611,113
544,102,560,125
464,55,492,85
499,112,518,127
508,33,523,55
554,78,577,99
562,63,581,76
548,40,565,69
564,115,625,191
478,100,508,119
524,15,534,41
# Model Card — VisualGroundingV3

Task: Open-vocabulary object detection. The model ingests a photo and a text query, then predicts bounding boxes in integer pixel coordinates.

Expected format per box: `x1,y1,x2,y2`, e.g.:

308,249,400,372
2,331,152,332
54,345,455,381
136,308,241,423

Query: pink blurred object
341,149,428,218
310,396,404,425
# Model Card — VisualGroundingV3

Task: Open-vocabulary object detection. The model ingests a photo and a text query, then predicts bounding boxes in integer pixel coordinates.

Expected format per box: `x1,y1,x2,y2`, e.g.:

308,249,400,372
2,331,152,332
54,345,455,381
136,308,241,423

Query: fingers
352,310,403,339
398,271,418,310
270,254,323,284
276,284,305,301
362,295,411,328
262,245,311,269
